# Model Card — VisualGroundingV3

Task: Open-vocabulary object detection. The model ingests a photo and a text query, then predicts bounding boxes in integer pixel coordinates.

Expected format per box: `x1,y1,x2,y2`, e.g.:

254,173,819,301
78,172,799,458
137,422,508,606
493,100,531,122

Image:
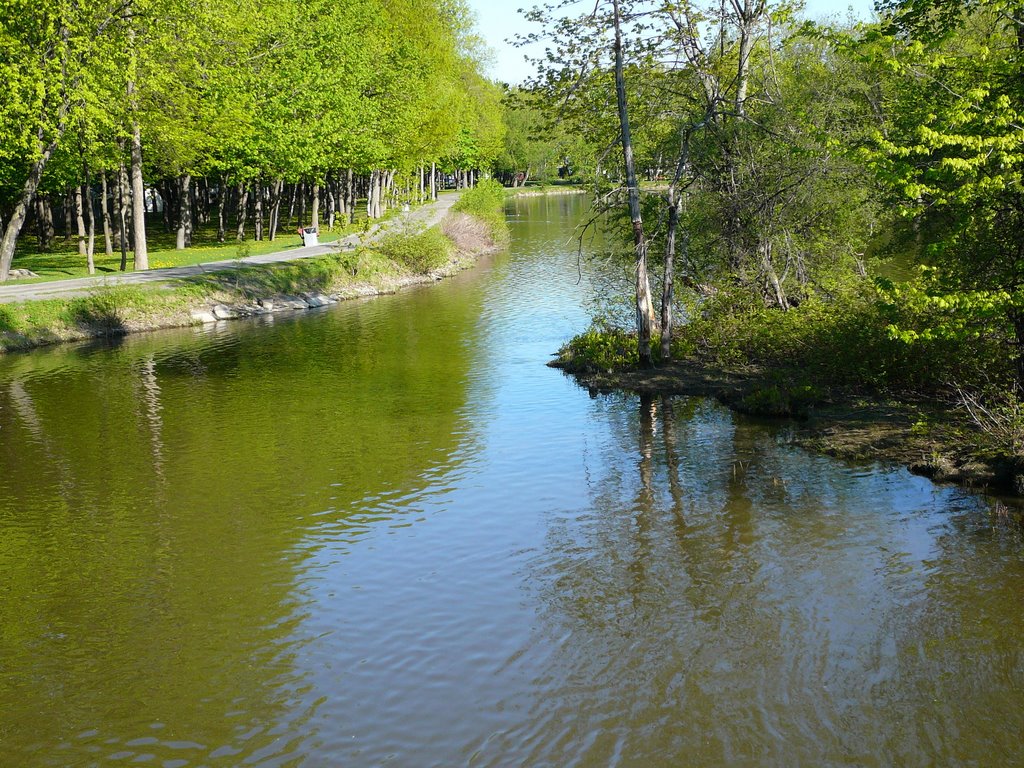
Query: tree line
515,0,1024,389
0,0,505,280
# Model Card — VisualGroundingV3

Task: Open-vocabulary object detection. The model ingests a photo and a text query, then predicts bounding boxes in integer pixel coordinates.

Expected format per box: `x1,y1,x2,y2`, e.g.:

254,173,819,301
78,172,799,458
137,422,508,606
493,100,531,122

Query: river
1,194,1022,767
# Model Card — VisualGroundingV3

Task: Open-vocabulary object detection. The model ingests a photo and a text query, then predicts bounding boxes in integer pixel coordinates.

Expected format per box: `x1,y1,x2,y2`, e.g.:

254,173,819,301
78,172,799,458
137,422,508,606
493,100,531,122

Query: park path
0,193,461,304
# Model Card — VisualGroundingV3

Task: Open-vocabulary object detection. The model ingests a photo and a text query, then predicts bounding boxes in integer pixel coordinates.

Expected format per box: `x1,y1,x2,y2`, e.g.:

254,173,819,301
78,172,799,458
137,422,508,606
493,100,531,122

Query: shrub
557,325,641,373
671,278,1007,395
451,179,509,246
376,225,452,274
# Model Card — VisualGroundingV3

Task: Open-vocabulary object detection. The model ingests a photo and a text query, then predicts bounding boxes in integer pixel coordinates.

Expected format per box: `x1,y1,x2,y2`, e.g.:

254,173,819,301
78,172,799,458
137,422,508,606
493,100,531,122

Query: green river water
1,195,1022,767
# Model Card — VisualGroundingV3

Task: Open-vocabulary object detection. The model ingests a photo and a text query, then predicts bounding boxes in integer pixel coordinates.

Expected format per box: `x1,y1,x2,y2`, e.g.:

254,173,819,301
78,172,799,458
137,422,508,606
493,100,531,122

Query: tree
866,0,1024,384
0,0,128,280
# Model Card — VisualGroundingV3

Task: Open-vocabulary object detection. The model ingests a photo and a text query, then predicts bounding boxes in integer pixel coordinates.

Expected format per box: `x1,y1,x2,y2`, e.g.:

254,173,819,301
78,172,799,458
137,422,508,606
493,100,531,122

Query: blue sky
466,0,876,84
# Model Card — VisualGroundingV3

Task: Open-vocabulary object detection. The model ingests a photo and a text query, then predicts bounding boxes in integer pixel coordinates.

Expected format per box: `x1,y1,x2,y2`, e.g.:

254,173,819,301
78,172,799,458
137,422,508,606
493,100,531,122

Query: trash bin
302,226,319,247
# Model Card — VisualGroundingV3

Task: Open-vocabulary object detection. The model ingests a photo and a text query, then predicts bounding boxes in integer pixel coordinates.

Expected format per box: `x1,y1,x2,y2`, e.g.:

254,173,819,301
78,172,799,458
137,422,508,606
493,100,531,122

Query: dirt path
0,193,461,304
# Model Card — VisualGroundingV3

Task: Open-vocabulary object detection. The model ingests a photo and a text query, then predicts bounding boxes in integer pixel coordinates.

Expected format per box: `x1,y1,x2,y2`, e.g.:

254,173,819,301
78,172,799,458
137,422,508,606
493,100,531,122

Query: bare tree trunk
74,184,88,262
36,195,54,251
100,173,113,256
761,240,788,310
298,181,306,226
735,0,760,118
128,121,148,270
117,162,129,271
0,76,72,278
160,179,174,233
235,181,248,241
63,190,74,241
84,182,96,275
217,175,227,243
254,179,264,241
347,170,357,223
326,175,336,231
430,162,437,201
338,170,349,221
612,0,655,367
175,173,191,249
367,171,378,219
269,178,283,241
311,183,320,230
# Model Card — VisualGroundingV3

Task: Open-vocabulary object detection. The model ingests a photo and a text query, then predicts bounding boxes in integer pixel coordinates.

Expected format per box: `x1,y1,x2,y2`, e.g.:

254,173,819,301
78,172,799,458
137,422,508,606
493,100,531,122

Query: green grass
451,180,510,246
0,193,499,354
6,200,421,284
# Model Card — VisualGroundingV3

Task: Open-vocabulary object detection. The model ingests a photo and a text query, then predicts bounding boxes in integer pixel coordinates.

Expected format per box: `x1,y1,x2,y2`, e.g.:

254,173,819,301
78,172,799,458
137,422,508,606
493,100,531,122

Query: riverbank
506,185,588,198
0,193,504,355
550,357,1024,499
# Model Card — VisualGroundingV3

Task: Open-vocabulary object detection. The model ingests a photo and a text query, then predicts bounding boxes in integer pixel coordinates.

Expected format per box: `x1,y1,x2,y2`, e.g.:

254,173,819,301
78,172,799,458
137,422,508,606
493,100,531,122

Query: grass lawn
7,202,416,285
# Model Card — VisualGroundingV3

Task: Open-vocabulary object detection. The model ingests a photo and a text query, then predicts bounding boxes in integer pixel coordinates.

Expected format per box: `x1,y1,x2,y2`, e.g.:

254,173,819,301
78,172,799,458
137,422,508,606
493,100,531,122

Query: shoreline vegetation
551,324,1024,500
0,183,509,356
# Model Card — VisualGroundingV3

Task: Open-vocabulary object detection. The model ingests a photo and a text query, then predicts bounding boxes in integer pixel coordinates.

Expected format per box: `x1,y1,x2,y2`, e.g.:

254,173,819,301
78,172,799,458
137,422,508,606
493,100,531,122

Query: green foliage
556,325,641,373
673,277,1009,394
375,226,452,274
859,1,1024,380
451,179,509,244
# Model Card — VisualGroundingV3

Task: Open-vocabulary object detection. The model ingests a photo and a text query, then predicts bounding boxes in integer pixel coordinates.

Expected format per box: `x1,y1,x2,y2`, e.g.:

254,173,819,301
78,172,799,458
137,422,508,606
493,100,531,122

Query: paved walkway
0,193,461,304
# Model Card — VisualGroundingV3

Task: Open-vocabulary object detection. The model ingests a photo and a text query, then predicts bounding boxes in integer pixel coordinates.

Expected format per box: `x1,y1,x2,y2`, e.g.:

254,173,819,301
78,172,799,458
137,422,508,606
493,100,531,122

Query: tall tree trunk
117,162,129,271
100,173,113,256
36,195,54,251
337,171,348,221
63,189,74,241
160,178,174,233
74,184,87,260
175,173,191,249
367,171,377,219
661,188,681,362
0,53,72,279
130,120,148,270
735,0,759,118
235,181,248,241
269,178,283,241
326,176,336,231
430,162,437,201
660,128,698,363
612,0,655,367
254,179,264,241
346,169,356,223
217,175,227,243
84,182,96,275
311,183,320,230
298,181,306,226
286,182,297,228
761,240,788,310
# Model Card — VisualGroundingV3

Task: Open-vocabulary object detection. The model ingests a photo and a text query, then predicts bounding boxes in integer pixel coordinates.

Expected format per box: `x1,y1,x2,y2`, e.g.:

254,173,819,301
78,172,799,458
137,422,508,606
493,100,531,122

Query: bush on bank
557,276,1021,457
451,179,510,246
374,226,453,274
